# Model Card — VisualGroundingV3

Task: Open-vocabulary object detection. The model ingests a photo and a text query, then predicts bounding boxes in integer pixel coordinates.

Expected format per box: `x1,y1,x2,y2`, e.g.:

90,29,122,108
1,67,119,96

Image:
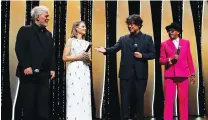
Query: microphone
176,46,181,55
33,69,41,75
85,43,92,52
134,44,138,52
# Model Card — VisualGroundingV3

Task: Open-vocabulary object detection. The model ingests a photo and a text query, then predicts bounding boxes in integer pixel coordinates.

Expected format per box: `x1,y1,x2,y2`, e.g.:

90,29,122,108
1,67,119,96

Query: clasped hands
169,54,179,65
78,52,91,63
170,54,179,61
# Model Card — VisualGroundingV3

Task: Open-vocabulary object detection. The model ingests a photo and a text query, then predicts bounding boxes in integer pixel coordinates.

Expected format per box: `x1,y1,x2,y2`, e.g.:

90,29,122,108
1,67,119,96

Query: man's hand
173,54,179,60
95,46,106,53
24,67,33,75
189,75,196,84
134,52,142,58
50,71,55,80
169,54,179,64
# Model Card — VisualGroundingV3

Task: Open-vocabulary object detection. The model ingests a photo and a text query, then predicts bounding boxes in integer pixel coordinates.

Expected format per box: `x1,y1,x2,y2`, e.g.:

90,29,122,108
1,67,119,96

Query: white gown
66,38,92,120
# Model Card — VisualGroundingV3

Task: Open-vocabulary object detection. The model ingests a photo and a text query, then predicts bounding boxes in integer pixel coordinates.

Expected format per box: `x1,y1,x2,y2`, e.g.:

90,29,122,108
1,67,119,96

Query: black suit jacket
15,24,56,77
105,32,155,80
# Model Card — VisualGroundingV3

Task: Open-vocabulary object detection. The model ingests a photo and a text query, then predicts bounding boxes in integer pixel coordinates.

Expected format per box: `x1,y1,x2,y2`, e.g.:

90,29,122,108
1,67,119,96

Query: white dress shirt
169,37,180,64
172,37,179,49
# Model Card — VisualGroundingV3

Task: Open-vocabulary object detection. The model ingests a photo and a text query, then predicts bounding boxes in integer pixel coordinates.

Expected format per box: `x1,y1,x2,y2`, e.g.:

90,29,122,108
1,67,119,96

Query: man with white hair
15,6,55,120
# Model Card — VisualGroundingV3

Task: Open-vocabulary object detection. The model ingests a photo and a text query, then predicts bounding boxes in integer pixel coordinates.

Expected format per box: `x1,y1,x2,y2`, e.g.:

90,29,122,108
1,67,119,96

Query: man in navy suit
95,14,155,120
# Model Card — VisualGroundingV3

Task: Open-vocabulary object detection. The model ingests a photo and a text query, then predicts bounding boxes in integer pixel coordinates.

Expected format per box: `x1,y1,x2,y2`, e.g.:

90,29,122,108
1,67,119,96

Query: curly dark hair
126,14,143,29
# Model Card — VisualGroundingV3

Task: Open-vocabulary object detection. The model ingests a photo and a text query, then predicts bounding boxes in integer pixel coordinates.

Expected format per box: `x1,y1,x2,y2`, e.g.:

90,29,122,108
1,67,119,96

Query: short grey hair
31,6,49,22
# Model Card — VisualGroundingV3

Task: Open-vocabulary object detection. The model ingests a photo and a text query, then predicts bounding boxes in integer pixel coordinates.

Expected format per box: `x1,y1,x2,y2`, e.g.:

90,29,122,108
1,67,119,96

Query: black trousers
15,72,50,120
120,71,147,120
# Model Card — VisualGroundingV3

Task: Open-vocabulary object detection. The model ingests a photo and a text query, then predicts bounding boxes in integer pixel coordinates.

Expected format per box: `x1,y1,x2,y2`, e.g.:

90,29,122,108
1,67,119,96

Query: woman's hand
78,52,90,61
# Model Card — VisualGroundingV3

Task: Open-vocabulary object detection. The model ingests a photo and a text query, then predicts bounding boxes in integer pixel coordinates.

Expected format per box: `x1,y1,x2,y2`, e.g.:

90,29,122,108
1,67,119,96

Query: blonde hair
70,21,86,39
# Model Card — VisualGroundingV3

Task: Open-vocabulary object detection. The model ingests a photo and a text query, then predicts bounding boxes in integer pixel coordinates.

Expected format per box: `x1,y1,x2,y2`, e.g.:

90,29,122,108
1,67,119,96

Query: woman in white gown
62,21,92,120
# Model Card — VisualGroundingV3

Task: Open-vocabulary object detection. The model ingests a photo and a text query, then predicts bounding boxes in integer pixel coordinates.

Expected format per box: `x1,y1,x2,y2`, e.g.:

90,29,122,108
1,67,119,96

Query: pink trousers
164,78,188,120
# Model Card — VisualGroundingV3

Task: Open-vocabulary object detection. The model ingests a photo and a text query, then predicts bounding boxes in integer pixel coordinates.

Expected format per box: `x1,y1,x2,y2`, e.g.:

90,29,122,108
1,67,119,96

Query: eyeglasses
167,28,176,33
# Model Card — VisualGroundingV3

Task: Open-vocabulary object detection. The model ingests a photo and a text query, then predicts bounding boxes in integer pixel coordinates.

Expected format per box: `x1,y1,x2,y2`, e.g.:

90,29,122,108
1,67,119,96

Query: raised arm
95,37,122,55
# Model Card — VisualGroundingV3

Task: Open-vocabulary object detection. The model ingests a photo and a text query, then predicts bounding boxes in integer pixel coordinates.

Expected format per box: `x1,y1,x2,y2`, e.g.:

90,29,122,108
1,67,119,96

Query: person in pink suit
160,22,196,120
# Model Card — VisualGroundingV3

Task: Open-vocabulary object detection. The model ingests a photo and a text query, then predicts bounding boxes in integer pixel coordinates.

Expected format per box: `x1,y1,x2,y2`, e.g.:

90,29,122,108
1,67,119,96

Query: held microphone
176,46,181,55
85,43,92,52
32,69,41,75
172,46,181,63
134,44,138,52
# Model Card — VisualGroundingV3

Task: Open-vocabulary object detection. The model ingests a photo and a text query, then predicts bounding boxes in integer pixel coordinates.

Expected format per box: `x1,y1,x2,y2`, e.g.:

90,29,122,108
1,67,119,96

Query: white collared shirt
169,37,180,64
172,37,179,48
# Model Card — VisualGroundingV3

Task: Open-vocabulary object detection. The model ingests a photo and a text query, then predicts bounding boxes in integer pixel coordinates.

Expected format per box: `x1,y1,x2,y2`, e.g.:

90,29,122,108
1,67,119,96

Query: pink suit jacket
160,38,195,78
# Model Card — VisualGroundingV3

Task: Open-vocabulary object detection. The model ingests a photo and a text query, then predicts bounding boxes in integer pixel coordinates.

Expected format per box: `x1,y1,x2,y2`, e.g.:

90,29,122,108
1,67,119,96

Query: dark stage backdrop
1,1,208,120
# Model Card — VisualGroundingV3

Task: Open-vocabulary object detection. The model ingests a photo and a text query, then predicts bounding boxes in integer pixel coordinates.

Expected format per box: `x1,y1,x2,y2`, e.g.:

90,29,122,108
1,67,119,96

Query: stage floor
146,116,207,120
96,116,208,120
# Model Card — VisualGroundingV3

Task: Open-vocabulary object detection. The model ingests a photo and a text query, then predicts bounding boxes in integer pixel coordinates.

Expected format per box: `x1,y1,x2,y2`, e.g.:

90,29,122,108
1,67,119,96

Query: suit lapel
32,24,50,51
128,33,143,52
167,39,177,52
35,31,46,51
178,38,185,55
129,42,134,52
45,32,53,51
136,33,144,51
126,34,134,52
179,38,183,48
